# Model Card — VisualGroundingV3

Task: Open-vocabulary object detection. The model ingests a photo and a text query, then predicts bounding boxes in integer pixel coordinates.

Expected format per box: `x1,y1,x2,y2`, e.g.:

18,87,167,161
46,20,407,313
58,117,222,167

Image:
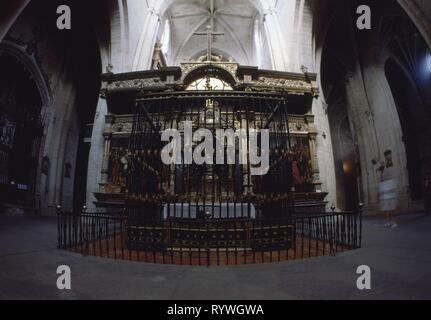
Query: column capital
263,7,277,16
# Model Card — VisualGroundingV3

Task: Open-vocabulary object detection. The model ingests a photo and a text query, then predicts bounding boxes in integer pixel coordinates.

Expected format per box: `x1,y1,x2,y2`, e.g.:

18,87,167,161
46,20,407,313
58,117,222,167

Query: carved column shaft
262,7,289,71
306,114,322,190
101,114,114,189
132,7,161,71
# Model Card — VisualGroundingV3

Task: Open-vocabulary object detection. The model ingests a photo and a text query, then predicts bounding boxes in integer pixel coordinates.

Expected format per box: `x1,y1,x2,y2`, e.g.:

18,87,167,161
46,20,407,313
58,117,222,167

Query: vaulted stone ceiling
165,0,260,65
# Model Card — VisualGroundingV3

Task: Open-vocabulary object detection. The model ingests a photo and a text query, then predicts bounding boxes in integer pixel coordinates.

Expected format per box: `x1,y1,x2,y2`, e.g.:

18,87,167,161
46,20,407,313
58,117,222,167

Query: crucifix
193,0,224,62
194,25,224,62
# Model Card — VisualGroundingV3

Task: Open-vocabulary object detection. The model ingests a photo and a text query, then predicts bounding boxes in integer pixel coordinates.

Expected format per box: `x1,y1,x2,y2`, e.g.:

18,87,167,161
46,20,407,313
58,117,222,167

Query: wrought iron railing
57,208,362,266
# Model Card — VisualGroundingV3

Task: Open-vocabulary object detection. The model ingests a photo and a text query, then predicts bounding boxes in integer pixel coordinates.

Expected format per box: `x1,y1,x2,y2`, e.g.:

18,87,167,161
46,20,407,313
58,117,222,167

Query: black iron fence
57,209,362,266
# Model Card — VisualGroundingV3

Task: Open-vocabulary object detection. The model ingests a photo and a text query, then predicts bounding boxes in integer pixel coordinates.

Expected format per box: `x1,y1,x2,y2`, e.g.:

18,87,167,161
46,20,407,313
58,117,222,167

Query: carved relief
112,122,133,134
288,120,309,133
255,77,313,90
107,78,163,90
180,62,238,83
103,61,318,97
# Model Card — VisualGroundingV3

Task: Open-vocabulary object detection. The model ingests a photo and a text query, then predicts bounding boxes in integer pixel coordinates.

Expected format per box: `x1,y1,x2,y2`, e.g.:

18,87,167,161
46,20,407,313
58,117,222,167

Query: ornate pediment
180,61,239,84
101,61,319,98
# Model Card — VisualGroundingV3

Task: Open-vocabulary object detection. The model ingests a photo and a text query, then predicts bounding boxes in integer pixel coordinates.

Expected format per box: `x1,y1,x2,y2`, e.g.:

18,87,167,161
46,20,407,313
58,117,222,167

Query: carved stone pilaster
307,114,322,190
100,114,115,190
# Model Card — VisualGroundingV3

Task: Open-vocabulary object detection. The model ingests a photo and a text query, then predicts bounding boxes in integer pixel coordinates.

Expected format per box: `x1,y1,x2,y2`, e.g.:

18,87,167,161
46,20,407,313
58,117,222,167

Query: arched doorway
321,75,361,212
385,59,425,200
320,24,362,212
0,52,44,208
0,0,104,213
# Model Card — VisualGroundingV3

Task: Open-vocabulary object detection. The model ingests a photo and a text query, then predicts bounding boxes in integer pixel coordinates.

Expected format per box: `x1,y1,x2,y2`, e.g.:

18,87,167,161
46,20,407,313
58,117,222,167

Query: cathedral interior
1,0,430,216
1,0,431,300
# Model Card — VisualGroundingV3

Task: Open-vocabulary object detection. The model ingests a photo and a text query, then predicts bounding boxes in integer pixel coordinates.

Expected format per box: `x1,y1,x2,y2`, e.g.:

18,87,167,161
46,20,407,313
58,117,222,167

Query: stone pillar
306,114,321,192
359,64,411,213
86,98,108,212
262,6,290,71
132,6,161,71
41,81,76,215
312,98,337,209
0,0,30,43
101,114,114,189
344,70,383,212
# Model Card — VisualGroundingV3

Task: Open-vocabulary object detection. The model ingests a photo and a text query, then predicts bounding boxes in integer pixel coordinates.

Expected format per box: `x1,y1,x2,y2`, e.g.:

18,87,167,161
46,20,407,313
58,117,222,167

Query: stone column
41,81,76,215
262,6,289,71
132,6,161,71
306,115,322,192
312,98,337,209
359,64,411,213
344,70,382,211
86,98,108,212
101,114,114,189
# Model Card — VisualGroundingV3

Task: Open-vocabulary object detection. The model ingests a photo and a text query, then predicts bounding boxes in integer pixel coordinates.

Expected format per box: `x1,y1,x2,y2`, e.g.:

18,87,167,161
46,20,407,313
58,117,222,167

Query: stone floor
0,213,430,300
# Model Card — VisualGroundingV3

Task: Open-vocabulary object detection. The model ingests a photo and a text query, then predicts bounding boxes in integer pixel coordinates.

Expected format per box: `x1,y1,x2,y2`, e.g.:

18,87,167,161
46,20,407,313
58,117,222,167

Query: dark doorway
66,3,102,212
342,155,360,212
0,54,43,207
330,113,360,212
385,59,424,200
